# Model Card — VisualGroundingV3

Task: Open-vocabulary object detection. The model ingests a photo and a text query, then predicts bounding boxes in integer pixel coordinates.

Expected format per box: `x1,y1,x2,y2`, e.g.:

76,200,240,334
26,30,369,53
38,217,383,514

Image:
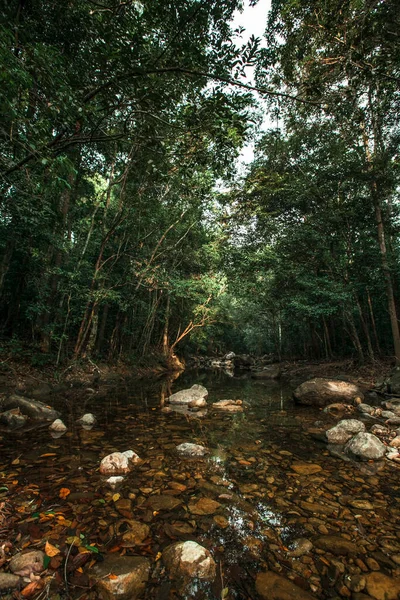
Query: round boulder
326,419,365,445
344,432,386,461
176,443,208,457
294,378,363,407
100,450,141,475
162,541,216,583
167,384,208,405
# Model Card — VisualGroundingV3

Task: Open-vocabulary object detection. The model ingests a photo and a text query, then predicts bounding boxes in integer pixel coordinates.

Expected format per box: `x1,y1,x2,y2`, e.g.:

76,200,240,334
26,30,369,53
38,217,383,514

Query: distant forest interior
1,0,400,366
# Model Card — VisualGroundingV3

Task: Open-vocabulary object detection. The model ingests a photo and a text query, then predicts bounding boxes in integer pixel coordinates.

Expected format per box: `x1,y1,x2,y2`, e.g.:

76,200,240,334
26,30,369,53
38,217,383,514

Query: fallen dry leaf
59,488,70,499
45,541,60,557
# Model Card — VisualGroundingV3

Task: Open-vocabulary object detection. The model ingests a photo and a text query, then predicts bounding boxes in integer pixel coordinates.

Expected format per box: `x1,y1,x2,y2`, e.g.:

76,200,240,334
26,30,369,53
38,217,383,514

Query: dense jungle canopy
1,0,400,366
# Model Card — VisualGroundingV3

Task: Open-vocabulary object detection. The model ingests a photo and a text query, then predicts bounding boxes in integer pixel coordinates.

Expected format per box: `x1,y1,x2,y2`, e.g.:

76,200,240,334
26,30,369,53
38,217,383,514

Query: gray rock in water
168,384,208,405
0,573,22,594
77,413,96,429
2,394,60,421
162,541,216,585
386,369,400,394
294,378,363,407
344,432,386,460
252,365,281,380
89,554,150,600
188,397,207,409
357,403,374,414
106,475,125,490
9,550,44,577
381,410,396,419
100,450,141,475
49,419,67,433
212,399,243,412
314,535,359,556
287,538,313,558
0,409,28,429
326,419,365,444
176,442,208,457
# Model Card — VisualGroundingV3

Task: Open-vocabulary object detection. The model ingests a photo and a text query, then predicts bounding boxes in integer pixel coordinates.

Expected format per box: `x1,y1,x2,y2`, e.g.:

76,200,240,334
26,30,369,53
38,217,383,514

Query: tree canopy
1,0,400,366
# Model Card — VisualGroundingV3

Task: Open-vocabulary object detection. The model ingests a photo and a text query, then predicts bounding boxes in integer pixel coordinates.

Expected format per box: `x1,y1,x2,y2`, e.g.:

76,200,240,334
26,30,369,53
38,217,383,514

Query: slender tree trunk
0,238,15,295
95,303,109,355
162,293,170,356
362,122,400,363
355,295,374,361
346,311,364,363
367,289,381,355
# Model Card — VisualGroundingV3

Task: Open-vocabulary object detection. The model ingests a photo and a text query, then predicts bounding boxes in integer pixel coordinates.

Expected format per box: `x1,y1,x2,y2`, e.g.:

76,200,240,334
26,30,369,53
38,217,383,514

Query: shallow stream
1,370,400,599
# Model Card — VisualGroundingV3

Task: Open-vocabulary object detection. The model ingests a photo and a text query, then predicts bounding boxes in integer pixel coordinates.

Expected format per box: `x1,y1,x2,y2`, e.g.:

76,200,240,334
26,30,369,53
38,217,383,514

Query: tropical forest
1,1,400,599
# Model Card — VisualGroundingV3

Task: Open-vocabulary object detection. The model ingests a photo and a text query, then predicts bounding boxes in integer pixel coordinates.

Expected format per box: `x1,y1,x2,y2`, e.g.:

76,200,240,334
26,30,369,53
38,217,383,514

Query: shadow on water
0,369,400,599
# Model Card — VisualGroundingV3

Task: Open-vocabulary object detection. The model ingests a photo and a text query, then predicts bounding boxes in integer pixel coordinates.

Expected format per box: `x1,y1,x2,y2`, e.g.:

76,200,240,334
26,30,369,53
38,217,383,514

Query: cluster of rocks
187,352,281,379
294,376,400,462
161,384,245,416
0,392,96,439
0,550,44,595
0,540,217,599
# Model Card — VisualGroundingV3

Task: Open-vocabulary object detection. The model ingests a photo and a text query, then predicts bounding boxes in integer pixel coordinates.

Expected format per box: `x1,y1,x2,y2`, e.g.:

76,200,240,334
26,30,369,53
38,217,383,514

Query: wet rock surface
89,554,150,599
99,450,141,475
162,541,216,583
1,394,60,421
167,384,208,405
256,571,316,599
294,378,363,406
344,432,386,460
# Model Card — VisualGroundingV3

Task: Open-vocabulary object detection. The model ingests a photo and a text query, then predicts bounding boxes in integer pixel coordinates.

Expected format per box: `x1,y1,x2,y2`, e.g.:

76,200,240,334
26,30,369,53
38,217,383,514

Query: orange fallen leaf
59,488,71,499
45,541,60,557
21,581,44,598
108,574,119,580
40,453,57,457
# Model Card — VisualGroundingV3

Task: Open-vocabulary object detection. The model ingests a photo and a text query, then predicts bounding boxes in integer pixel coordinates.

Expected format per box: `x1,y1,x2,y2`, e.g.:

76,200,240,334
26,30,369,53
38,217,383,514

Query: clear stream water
0,369,399,599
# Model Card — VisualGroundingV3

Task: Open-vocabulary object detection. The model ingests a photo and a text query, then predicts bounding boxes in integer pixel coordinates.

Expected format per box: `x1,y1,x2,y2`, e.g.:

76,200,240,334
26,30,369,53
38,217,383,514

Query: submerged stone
0,573,21,593
2,394,60,421
294,378,363,407
168,384,208,405
9,550,44,576
326,419,365,444
89,554,150,600
176,442,208,457
291,463,322,475
100,450,141,475
256,571,315,600
162,541,216,583
344,432,386,460
365,572,400,600
314,535,359,556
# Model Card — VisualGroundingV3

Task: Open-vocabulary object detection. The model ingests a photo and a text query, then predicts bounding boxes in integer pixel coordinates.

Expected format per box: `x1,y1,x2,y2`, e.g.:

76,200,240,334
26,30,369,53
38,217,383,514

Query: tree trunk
346,311,364,363
362,121,400,363
355,295,374,361
367,289,381,355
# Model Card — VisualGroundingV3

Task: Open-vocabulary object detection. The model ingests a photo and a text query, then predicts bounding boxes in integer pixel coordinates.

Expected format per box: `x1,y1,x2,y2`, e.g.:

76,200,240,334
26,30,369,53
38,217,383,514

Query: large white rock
162,541,216,583
167,384,208,405
176,443,208,457
294,378,363,407
326,419,365,444
100,450,141,475
344,432,386,460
